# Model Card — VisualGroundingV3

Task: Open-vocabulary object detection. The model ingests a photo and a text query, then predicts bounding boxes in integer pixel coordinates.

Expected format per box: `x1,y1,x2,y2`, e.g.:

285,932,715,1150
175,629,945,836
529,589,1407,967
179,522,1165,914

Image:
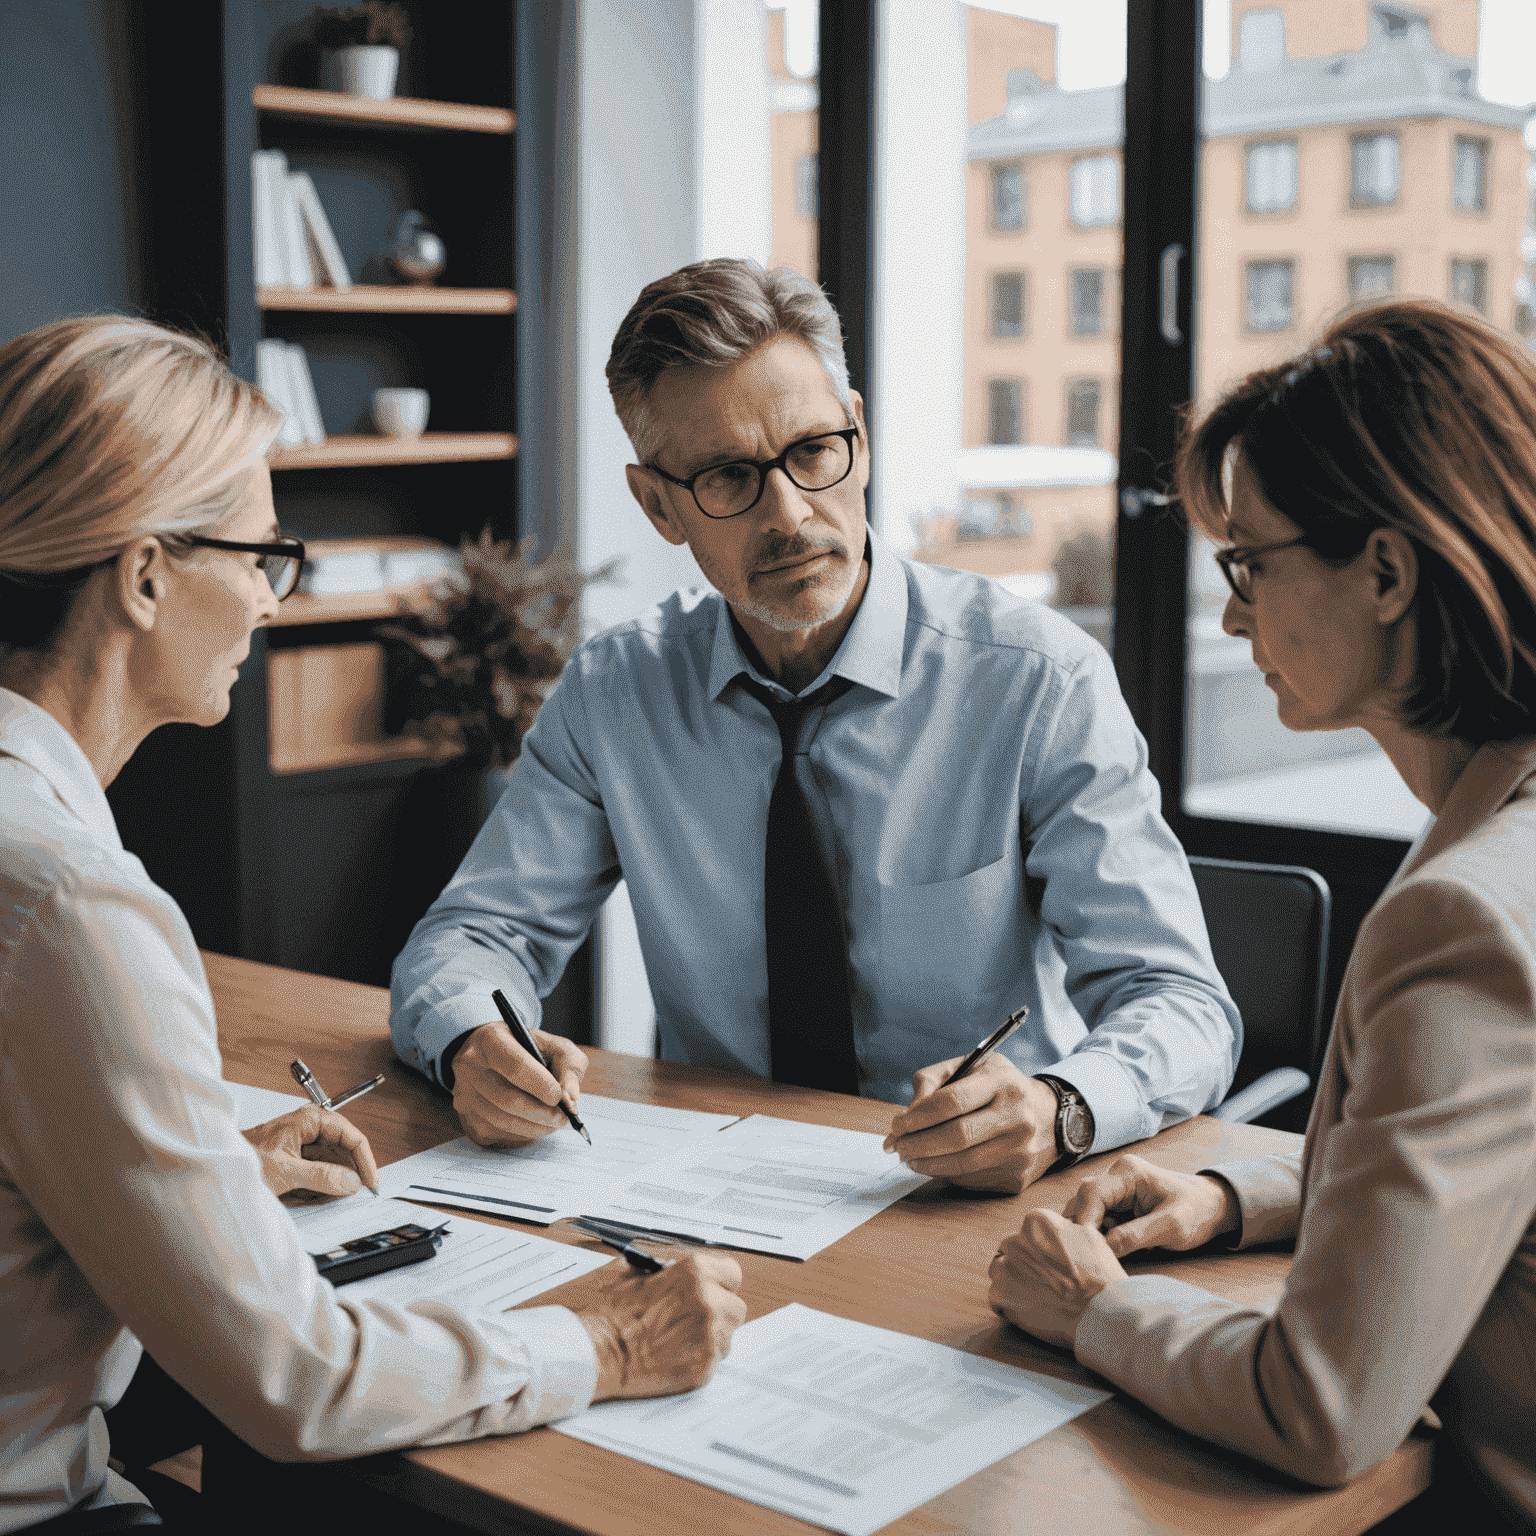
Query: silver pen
289,1058,384,1195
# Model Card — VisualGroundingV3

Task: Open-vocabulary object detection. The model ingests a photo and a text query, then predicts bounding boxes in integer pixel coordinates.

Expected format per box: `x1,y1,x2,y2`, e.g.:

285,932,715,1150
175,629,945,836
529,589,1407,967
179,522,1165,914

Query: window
1451,258,1489,314
1351,132,1400,207
1246,141,1298,213
1238,9,1285,71
1065,379,1102,447
794,153,818,218
987,379,1023,444
1245,260,1294,331
1070,267,1105,336
1452,137,1488,213
990,271,1025,337
1373,4,1429,43
991,163,1025,231
1348,255,1395,301
1070,155,1120,228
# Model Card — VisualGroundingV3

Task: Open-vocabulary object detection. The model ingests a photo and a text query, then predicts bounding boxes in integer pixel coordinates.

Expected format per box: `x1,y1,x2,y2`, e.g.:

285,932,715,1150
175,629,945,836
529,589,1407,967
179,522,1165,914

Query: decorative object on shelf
313,1,410,100
371,387,430,437
386,211,447,285
298,536,459,596
379,530,621,771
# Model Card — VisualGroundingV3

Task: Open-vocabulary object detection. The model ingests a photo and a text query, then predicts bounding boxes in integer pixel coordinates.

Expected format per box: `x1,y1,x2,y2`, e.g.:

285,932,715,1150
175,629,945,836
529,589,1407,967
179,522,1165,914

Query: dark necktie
737,674,860,1095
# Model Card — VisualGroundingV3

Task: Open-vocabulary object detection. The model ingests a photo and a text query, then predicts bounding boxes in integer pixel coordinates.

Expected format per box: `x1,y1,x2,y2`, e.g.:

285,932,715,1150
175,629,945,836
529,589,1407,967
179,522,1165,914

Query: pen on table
289,1058,383,1196
883,1005,1030,1153
491,988,591,1146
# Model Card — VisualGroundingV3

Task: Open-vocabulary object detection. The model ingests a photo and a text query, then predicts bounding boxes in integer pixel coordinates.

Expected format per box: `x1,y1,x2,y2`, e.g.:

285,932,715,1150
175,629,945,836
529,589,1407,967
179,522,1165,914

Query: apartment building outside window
1452,136,1488,213
1069,155,1119,227
990,271,1025,337
1348,255,1395,301
1070,267,1104,335
1065,379,1102,448
1245,259,1294,331
1351,131,1400,207
1246,140,1298,213
987,379,1024,444
794,154,818,218
990,163,1025,230
1451,258,1489,314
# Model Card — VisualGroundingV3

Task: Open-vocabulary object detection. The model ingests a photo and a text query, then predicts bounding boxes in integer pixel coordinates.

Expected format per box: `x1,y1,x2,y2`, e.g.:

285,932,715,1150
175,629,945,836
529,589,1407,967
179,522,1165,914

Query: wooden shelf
253,84,514,135
268,584,439,629
269,736,451,776
258,284,516,314
271,432,517,470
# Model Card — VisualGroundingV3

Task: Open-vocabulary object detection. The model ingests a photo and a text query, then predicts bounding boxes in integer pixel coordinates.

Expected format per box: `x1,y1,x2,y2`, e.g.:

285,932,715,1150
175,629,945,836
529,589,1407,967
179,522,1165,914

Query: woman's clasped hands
987,1154,1242,1349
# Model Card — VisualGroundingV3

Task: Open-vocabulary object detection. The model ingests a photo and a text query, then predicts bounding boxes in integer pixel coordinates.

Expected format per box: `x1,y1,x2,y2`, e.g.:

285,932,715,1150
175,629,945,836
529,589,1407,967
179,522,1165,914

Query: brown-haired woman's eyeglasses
182,533,307,600
1213,536,1308,603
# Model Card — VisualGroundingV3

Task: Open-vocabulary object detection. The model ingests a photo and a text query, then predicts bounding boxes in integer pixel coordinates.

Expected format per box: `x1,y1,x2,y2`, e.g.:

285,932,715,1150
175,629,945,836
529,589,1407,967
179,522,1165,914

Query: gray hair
606,258,852,462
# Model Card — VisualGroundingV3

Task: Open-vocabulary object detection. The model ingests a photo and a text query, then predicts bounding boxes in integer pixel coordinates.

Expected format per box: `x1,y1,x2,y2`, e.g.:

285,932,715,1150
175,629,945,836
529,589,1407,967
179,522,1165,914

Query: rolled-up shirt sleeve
390,676,621,1088
1,873,598,1460
1021,645,1241,1151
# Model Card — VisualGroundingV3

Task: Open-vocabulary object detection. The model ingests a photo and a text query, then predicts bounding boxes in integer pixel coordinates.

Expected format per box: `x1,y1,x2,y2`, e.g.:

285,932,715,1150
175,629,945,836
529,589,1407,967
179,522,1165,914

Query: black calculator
312,1221,448,1287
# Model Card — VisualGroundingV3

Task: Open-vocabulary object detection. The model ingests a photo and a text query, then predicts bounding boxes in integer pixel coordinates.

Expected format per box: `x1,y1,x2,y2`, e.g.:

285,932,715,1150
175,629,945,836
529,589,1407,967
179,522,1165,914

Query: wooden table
207,951,1433,1536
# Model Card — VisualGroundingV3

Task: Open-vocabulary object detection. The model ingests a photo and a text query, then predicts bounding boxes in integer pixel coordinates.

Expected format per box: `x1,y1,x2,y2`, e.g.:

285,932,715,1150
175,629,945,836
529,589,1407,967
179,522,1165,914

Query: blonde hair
606,258,852,463
0,315,283,574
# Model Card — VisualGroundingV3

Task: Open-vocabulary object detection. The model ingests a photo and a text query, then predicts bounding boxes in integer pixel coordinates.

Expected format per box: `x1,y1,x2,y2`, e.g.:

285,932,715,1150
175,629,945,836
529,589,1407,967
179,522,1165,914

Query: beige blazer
1076,737,1536,1526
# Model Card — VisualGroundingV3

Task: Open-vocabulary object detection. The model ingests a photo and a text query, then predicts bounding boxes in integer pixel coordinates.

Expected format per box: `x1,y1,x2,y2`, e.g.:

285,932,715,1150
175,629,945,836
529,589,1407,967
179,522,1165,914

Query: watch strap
1035,1074,1091,1168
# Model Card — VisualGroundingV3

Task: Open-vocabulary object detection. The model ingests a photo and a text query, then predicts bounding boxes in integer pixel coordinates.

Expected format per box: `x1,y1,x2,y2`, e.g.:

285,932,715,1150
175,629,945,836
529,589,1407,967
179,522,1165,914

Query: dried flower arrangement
311,1,412,50
378,529,619,771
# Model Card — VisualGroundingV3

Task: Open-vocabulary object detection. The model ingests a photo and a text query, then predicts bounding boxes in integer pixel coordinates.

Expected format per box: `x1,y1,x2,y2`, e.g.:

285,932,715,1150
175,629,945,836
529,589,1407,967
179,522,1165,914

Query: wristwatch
1035,1075,1095,1169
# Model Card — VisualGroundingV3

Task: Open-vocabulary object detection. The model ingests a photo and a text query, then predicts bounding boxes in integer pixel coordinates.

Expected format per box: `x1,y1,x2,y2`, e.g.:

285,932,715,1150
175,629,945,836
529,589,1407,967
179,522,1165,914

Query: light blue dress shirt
391,526,1240,1152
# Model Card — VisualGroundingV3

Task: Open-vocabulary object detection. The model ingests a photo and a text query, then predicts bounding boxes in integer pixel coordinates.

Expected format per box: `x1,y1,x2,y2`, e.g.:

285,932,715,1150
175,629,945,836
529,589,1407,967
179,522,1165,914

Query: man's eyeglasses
182,533,307,600
1212,536,1308,603
649,426,860,520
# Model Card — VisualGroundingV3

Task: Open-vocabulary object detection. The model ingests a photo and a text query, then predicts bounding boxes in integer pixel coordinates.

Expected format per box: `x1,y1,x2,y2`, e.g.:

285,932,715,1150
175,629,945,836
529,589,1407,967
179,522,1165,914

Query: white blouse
0,689,596,1530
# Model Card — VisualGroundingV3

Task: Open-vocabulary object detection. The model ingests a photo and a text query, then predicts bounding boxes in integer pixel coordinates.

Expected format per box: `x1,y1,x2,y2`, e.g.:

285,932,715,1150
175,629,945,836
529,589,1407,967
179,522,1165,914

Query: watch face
1062,1102,1093,1155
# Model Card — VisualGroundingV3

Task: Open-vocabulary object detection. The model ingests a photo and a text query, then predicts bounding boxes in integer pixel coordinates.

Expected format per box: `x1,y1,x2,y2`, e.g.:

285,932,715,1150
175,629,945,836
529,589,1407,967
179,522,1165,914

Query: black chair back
1188,856,1331,1105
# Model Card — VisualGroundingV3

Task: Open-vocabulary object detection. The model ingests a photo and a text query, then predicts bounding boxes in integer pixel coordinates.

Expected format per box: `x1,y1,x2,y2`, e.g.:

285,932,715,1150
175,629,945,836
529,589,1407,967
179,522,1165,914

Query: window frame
1450,256,1490,314
990,269,1027,338
989,160,1027,232
1069,265,1106,336
1349,128,1402,209
1244,137,1298,215
1451,134,1490,214
1243,257,1296,332
1064,376,1103,448
986,377,1025,445
1347,253,1397,302
1069,153,1122,229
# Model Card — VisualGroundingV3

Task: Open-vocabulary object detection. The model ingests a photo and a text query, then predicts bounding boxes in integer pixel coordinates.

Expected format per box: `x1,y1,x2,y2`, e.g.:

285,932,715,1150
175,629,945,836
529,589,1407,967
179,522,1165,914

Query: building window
958,493,1033,543
1238,9,1286,71
1069,155,1120,228
991,272,1026,337
1348,255,1396,301
1246,140,1298,213
1451,258,1489,313
794,154,818,218
1452,137,1488,212
1245,260,1294,331
1065,379,1102,448
987,379,1024,444
991,163,1025,231
1070,268,1104,335
1351,132,1400,207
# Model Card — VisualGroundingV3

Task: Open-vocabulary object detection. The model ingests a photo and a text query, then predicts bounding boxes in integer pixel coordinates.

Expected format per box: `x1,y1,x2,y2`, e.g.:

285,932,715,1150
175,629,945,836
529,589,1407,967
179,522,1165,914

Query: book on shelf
255,340,307,447
289,172,352,290
281,343,326,445
277,170,314,288
251,152,284,287
297,537,461,597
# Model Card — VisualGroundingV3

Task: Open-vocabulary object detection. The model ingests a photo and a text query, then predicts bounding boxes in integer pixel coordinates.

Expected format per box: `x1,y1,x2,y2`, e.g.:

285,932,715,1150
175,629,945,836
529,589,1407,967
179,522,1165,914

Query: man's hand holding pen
450,1015,590,1149
242,1104,380,1199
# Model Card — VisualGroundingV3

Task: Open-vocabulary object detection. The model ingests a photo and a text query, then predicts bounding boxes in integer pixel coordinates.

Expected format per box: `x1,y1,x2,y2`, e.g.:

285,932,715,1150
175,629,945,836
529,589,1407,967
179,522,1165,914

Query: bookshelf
108,3,575,1011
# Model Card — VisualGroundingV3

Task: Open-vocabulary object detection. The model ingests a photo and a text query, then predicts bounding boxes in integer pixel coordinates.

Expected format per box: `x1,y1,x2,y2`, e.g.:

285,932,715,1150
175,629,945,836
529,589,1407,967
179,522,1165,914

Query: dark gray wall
0,0,147,340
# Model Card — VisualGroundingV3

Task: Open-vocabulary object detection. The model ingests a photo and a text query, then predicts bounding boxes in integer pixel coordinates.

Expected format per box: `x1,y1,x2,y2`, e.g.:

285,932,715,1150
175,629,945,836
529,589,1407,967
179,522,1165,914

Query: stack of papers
555,1303,1109,1536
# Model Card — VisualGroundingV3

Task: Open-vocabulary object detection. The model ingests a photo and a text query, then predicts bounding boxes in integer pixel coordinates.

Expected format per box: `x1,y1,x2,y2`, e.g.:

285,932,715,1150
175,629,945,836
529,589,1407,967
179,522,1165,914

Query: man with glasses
390,258,1239,1195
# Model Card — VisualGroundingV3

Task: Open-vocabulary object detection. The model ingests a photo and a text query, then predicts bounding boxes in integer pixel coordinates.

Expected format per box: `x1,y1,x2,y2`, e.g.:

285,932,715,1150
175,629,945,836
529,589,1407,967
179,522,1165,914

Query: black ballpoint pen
491,989,591,1145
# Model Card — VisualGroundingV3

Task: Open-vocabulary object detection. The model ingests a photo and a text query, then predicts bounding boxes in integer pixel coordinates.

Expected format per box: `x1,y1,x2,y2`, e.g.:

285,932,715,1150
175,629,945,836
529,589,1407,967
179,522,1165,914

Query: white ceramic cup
372,388,430,438
325,45,400,100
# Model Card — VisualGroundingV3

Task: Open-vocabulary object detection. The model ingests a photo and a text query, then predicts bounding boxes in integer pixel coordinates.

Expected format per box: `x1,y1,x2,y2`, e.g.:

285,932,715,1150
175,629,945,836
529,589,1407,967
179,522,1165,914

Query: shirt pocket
876,852,1031,1026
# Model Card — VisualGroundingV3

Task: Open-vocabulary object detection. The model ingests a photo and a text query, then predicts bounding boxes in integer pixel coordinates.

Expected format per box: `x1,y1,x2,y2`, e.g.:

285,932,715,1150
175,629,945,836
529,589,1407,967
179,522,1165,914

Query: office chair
1187,856,1331,1129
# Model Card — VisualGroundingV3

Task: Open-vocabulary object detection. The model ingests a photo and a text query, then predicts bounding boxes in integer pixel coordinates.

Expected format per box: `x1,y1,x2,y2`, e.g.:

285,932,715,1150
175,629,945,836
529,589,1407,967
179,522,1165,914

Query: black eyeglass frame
1212,535,1309,603
648,425,862,520
180,533,308,600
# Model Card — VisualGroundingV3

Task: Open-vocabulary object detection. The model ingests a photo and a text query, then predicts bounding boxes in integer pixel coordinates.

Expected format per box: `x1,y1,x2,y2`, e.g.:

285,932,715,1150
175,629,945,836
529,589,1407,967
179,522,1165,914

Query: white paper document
584,1114,929,1260
228,1081,308,1128
380,1094,740,1224
287,1194,610,1313
554,1303,1109,1536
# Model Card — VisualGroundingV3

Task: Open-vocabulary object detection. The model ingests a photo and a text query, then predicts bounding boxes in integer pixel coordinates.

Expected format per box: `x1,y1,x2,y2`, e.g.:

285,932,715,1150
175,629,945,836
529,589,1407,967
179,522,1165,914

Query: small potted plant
378,528,620,821
313,1,412,100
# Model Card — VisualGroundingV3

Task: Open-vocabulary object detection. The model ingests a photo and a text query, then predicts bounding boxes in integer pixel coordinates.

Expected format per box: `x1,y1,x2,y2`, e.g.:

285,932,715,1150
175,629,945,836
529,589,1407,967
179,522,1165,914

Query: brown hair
0,315,282,653
1177,298,1536,744
606,258,852,462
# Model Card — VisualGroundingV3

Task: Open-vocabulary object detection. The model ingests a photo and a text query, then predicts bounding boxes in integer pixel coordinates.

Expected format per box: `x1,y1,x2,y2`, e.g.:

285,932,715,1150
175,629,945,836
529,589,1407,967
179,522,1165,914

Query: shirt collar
0,687,121,847
707,523,908,702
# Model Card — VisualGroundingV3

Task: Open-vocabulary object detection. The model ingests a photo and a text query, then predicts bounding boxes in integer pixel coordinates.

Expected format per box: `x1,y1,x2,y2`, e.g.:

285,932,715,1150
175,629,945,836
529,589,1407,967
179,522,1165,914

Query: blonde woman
987,299,1536,1532
0,316,745,1534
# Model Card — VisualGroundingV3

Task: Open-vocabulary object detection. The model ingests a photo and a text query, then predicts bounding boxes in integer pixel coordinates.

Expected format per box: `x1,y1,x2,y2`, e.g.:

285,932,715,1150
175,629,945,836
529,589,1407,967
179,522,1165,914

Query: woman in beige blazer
988,298,1536,1532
